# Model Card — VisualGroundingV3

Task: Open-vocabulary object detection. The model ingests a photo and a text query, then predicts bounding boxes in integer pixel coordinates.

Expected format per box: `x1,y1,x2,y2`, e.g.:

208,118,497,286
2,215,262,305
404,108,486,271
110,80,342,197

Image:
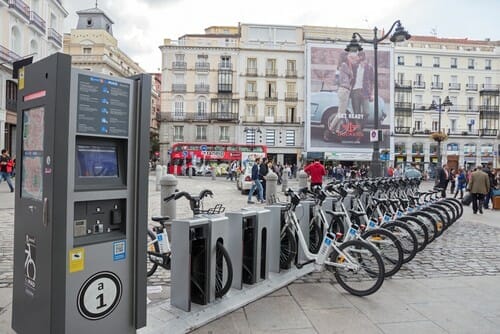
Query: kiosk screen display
21,107,45,200
77,145,119,177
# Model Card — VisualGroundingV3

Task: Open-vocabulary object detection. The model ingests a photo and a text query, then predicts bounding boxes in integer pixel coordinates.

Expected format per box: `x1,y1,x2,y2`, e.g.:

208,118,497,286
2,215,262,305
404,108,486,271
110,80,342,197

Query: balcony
447,105,479,113
447,129,479,137
412,129,432,135
29,10,45,33
195,136,208,141
195,62,209,72
8,0,30,21
415,63,422,67
480,84,500,94
265,95,278,102
448,83,461,90
395,80,412,89
246,68,257,76
395,102,412,110
161,112,209,122
194,83,209,93
285,92,298,102
413,81,425,89
171,83,186,93
466,83,478,91
245,91,258,100
286,69,297,78
480,129,498,137
211,112,239,122
394,126,411,134
218,84,232,92
433,64,440,68
48,27,62,47
485,66,491,70
0,44,21,64
219,136,230,142
265,68,277,77
413,103,428,111
172,61,186,71
479,105,499,113
431,82,443,90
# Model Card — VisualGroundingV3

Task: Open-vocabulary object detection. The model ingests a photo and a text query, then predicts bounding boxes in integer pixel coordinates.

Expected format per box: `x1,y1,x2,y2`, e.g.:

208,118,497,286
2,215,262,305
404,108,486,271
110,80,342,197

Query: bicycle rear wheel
147,229,159,277
361,228,403,277
329,239,385,296
381,221,418,264
308,216,323,254
215,241,233,298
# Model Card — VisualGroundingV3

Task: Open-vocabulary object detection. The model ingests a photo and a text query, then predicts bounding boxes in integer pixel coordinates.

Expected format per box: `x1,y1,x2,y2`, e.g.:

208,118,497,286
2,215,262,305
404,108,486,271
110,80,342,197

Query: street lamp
429,96,453,165
345,20,411,177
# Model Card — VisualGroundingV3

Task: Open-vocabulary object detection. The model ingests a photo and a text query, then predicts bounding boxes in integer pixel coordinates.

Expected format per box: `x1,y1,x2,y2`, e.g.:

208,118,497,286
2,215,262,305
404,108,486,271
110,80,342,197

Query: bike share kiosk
12,53,150,334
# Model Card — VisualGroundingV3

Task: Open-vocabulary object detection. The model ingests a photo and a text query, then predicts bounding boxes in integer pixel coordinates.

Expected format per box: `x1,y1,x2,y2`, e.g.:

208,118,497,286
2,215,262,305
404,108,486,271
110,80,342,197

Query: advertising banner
305,43,393,159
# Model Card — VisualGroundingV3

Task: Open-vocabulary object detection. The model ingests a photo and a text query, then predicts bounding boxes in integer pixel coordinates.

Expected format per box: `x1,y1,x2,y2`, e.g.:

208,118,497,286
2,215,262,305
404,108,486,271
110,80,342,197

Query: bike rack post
295,201,311,264
171,217,211,312
205,214,231,302
264,204,292,271
226,208,272,289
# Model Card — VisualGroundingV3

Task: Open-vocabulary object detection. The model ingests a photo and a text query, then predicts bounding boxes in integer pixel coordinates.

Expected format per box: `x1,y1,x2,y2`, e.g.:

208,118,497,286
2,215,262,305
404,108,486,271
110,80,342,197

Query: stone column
160,174,178,219
298,170,309,189
155,165,163,191
266,171,278,204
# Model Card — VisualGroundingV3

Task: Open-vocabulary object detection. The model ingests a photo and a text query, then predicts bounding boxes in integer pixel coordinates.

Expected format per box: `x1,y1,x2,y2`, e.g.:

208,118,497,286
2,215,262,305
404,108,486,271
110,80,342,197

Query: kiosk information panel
12,53,150,334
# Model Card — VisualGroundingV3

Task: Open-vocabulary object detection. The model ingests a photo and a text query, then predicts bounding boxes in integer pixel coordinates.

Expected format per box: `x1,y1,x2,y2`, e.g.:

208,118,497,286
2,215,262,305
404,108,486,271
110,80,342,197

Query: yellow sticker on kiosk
69,248,85,273
18,67,25,90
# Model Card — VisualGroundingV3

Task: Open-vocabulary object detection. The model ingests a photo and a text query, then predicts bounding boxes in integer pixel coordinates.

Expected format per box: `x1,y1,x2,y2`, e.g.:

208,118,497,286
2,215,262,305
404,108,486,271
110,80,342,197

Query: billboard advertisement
305,43,393,160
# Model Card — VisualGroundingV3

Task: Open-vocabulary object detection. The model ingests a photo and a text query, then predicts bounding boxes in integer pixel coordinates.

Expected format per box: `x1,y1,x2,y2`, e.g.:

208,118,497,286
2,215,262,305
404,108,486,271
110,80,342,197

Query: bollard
155,165,163,191
211,167,216,180
160,174,178,221
188,166,192,179
265,171,278,204
162,165,168,176
281,171,288,193
298,170,308,189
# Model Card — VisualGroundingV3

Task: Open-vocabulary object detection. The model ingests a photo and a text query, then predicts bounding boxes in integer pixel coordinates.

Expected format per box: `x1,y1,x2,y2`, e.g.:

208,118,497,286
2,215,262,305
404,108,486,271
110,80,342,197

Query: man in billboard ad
306,44,392,156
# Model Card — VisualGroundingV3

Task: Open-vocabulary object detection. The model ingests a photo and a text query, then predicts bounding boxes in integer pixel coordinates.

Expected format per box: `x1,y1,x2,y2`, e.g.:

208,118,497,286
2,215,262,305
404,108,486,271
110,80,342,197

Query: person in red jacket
304,158,327,190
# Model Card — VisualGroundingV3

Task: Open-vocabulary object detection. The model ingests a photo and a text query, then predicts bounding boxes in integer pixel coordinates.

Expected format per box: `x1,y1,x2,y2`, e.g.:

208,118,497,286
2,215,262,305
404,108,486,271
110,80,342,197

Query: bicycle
147,189,233,299
280,188,385,296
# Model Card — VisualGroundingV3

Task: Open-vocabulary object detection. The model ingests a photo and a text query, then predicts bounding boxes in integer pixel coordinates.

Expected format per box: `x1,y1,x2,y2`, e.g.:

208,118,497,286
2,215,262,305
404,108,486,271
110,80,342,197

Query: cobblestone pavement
1,175,499,290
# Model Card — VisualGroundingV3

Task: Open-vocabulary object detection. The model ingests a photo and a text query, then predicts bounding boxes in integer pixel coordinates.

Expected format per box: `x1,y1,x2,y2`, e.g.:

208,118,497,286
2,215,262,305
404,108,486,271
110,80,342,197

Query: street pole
372,27,381,178
437,97,442,166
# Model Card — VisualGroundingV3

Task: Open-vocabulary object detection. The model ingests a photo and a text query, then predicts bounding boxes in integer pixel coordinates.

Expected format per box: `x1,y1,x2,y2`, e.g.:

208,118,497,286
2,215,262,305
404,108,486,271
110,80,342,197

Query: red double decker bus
168,143,267,176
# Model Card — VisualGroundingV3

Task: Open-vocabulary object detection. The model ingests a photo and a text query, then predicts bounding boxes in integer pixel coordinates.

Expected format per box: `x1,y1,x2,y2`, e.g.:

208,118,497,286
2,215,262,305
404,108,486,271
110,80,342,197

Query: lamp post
345,20,411,177
429,96,453,166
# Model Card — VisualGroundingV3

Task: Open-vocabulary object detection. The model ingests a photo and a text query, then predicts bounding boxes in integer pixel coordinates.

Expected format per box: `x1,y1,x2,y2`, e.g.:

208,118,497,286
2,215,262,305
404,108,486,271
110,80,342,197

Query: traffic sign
182,150,188,157
370,129,379,142
200,145,207,152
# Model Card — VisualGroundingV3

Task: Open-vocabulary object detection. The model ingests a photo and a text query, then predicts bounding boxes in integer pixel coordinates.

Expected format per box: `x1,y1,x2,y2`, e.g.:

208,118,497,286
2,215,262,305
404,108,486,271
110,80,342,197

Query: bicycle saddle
151,216,171,224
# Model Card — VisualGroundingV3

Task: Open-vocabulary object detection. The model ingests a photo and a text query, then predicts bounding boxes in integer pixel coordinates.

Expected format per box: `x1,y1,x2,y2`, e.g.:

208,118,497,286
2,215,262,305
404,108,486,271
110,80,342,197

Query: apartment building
394,36,499,170
0,0,68,152
159,24,305,165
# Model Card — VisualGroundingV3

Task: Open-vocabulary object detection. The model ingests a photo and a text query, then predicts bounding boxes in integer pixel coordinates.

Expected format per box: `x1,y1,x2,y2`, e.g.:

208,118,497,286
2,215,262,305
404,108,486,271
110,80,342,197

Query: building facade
0,0,67,152
159,24,305,166
394,36,500,171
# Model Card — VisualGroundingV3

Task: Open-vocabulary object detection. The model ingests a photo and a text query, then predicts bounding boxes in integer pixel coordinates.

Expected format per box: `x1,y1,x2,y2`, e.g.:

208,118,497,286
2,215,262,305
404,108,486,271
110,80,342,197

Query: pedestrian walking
0,149,14,193
454,168,466,199
247,158,264,204
449,168,456,194
467,165,490,214
482,163,497,209
435,164,449,198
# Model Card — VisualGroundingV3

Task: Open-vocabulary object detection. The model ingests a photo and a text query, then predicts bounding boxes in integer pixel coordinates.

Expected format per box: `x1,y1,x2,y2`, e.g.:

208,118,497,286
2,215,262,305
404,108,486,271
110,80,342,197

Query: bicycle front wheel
308,216,323,254
330,239,385,296
361,228,403,277
215,241,233,298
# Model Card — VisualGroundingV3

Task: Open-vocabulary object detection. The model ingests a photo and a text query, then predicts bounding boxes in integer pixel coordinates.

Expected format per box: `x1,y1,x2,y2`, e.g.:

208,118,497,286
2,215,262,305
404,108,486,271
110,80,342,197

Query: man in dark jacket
435,164,449,197
259,158,269,201
483,163,497,209
247,158,264,204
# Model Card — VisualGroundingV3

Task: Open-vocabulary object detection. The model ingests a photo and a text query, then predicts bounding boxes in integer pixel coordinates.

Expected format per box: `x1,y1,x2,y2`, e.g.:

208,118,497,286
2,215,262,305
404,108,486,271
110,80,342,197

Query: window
246,81,256,96
467,97,474,110
197,54,208,61
286,82,296,99
196,126,207,140
86,18,93,27
266,58,276,75
286,60,296,76
245,129,258,145
197,74,208,85
415,56,422,66
174,96,184,116
10,26,21,54
450,75,458,84
396,118,404,127
397,56,404,65
197,97,207,115
468,58,475,69
414,95,423,104
485,59,492,70
485,77,492,86
266,81,277,99
265,129,276,146
450,119,457,131
174,74,184,84
397,72,404,84
219,126,229,141
30,40,39,59
432,121,438,132
173,126,184,140
266,105,275,118
414,120,422,131
247,57,257,74
285,130,295,146
83,47,92,54
175,54,185,62
468,76,475,85
220,56,231,69
415,73,423,85
433,57,440,67
247,104,256,116
287,106,296,123
433,74,440,83
450,57,457,68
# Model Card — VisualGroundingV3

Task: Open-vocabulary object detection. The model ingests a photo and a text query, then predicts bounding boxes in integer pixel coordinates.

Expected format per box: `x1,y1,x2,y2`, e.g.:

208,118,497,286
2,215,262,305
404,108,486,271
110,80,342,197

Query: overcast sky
63,0,500,72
